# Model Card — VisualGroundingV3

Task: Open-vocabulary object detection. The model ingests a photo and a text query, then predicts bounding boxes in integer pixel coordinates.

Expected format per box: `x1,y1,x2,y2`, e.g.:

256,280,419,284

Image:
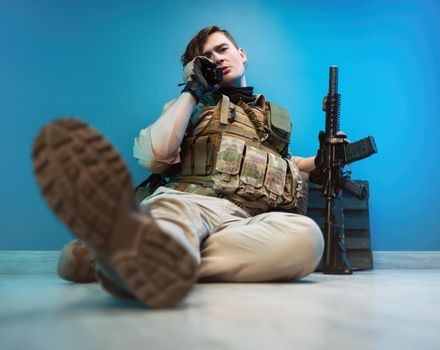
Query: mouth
221,66,231,74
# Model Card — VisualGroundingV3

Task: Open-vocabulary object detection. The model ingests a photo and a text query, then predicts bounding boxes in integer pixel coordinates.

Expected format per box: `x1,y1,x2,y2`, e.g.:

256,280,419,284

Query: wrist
180,90,198,104
181,81,205,104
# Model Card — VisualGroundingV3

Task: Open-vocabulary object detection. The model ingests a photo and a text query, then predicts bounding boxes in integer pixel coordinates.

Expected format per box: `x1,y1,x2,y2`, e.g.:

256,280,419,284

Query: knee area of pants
301,216,324,256
283,216,324,260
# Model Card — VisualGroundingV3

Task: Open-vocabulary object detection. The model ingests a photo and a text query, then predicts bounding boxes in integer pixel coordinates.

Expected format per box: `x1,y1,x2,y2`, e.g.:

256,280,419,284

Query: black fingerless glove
181,80,207,103
309,131,326,185
181,56,219,103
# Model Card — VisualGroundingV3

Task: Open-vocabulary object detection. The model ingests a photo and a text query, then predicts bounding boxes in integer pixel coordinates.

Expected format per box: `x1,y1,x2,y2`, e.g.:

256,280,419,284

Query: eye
219,46,228,53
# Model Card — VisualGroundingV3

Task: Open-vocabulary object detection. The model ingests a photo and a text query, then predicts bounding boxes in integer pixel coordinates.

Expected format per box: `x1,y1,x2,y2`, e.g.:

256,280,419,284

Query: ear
238,48,247,65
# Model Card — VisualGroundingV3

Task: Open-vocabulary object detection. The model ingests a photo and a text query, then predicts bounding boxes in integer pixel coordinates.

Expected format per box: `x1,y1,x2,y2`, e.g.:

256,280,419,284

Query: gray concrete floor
1,269,440,350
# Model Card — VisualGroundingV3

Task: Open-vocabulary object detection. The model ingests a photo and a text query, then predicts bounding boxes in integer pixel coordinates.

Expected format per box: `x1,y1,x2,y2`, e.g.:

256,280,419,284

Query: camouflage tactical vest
165,93,303,215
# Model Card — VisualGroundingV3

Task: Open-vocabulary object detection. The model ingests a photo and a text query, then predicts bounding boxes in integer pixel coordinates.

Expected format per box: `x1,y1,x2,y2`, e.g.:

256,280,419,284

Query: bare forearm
292,156,316,173
149,92,196,159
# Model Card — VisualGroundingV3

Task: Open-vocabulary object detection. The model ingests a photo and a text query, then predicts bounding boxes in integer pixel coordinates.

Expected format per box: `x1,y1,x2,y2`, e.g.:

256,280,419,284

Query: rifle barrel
329,66,338,95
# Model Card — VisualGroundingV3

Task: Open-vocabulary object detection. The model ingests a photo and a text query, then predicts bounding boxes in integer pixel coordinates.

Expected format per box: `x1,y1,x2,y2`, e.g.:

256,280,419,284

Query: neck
220,75,247,88
237,76,247,87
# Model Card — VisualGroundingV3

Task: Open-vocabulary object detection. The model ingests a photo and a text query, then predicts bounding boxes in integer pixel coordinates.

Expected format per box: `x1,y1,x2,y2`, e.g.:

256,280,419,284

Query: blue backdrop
1,0,439,250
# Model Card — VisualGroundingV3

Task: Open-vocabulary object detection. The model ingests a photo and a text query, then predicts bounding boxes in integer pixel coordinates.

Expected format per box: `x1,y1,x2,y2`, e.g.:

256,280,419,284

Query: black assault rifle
309,66,377,275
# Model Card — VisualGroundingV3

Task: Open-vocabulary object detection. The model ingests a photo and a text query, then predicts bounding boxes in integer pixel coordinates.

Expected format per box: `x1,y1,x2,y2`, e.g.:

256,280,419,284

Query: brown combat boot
32,118,198,308
58,239,97,283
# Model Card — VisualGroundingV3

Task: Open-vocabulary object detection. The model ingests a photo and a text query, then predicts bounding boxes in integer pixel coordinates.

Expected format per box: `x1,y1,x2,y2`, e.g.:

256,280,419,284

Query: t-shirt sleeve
133,99,181,174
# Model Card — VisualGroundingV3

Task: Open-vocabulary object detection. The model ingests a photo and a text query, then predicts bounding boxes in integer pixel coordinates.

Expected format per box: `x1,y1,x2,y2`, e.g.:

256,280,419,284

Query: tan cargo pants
140,187,324,282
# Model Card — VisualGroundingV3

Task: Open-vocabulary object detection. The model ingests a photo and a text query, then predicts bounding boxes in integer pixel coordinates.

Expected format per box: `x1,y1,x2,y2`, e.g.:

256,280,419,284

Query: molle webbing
174,93,301,213
236,100,288,156
238,99,289,157
180,95,291,177
180,134,220,176
165,180,269,216
221,95,289,156
180,132,283,177
237,100,266,135
218,95,260,130
219,94,230,125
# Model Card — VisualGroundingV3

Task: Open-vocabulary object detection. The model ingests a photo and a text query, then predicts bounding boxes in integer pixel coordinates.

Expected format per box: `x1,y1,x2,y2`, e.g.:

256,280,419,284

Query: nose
211,52,224,65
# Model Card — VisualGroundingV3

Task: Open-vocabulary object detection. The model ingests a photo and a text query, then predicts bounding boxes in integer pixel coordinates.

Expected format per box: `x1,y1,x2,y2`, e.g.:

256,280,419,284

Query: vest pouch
267,102,291,140
236,146,267,199
277,158,303,210
212,136,245,192
180,138,193,176
193,136,213,175
235,147,290,208
263,153,288,205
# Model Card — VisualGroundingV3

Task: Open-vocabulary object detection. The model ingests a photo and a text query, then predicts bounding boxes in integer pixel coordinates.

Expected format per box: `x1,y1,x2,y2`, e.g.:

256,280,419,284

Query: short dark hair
181,26,239,67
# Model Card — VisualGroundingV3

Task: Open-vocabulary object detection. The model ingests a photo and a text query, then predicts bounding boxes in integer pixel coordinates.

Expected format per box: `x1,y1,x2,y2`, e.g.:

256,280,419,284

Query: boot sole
32,118,197,308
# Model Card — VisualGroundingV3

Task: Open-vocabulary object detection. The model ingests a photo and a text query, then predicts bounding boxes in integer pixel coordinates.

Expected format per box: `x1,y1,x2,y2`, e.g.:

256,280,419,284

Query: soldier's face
202,32,247,88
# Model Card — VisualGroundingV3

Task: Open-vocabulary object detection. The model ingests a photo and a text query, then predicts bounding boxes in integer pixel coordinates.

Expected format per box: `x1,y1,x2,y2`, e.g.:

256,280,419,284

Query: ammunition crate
306,180,373,271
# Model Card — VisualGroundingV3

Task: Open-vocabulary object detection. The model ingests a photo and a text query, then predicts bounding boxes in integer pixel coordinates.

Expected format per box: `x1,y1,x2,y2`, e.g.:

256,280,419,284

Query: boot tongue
216,86,256,104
